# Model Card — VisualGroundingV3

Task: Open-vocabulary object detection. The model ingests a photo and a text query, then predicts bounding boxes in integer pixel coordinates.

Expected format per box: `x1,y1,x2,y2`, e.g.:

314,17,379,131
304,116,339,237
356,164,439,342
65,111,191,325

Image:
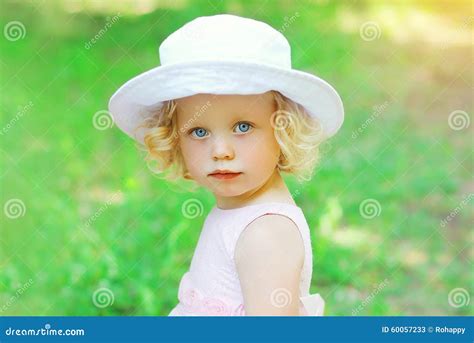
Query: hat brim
108,60,344,144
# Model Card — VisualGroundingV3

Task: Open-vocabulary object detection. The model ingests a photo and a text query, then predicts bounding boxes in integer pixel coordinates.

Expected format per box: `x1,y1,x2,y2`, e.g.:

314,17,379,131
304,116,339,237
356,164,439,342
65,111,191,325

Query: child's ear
183,171,193,180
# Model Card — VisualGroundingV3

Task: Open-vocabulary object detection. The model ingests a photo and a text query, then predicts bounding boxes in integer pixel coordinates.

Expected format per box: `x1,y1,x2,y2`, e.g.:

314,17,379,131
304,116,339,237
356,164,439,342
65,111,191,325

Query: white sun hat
108,14,344,144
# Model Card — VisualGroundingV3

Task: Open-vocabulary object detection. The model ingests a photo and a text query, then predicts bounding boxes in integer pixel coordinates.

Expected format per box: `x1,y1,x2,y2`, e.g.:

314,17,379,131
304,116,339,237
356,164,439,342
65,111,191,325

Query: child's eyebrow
186,115,256,129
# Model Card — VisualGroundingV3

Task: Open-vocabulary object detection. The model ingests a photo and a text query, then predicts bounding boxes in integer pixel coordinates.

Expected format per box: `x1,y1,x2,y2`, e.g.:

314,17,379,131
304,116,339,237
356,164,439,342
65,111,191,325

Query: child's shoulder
207,201,310,260
234,213,305,266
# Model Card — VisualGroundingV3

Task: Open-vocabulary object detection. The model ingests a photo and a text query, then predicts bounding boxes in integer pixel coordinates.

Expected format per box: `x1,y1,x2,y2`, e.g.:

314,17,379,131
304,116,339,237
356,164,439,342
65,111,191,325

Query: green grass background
0,0,472,316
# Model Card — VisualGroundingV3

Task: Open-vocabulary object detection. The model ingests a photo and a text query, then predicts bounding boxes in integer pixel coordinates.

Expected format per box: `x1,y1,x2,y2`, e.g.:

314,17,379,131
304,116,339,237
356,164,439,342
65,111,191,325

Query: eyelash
188,121,254,138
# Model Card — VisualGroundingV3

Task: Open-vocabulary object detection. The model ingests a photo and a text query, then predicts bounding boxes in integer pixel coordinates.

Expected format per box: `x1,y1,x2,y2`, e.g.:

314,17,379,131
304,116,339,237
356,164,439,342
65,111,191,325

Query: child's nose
211,136,235,161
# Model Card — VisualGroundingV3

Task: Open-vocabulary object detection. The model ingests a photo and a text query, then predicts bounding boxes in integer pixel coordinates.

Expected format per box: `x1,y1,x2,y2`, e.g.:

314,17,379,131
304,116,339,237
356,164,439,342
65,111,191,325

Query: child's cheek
180,139,204,174
235,132,279,170
232,134,258,163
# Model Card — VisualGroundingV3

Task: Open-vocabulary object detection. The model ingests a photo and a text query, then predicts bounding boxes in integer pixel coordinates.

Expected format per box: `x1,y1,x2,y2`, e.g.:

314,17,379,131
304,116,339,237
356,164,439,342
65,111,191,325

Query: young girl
108,14,344,316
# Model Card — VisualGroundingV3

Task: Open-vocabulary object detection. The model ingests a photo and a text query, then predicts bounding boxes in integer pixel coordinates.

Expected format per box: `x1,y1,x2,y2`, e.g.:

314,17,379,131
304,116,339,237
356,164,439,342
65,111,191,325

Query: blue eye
235,122,252,133
191,128,208,138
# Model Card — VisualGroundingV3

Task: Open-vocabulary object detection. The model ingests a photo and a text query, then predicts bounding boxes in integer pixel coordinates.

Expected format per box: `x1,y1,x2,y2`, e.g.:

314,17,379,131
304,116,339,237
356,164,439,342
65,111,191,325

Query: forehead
175,92,275,122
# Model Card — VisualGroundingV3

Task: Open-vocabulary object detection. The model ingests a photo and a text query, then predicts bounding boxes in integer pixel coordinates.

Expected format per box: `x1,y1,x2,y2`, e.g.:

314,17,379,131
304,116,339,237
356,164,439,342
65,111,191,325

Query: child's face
175,92,281,198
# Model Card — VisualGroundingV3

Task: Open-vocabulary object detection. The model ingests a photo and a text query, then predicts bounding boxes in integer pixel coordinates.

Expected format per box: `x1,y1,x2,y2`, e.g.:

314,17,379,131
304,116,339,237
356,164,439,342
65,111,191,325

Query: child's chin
211,186,248,198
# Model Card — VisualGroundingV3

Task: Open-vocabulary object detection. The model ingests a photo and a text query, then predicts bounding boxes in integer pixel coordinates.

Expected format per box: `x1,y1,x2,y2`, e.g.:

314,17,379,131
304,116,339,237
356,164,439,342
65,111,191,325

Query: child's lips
208,172,242,180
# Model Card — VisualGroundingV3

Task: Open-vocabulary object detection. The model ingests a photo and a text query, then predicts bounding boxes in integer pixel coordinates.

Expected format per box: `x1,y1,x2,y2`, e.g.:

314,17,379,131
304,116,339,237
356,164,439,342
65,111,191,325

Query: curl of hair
271,90,327,183
134,90,327,184
133,101,187,183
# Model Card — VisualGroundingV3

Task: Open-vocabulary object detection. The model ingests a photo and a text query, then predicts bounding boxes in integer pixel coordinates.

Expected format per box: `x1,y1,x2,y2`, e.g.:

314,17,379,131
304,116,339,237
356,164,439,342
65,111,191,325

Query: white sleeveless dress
168,202,325,316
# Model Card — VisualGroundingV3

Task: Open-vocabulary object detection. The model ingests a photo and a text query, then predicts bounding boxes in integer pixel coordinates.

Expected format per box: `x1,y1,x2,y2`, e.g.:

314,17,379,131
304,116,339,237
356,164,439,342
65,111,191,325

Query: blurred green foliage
0,0,472,316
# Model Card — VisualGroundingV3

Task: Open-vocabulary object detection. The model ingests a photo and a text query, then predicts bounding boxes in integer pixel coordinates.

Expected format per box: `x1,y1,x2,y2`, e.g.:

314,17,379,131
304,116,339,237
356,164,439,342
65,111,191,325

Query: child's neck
214,169,296,210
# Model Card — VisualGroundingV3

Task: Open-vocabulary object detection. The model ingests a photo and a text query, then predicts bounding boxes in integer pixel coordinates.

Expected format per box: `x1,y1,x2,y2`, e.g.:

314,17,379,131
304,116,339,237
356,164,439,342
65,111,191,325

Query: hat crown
159,14,291,68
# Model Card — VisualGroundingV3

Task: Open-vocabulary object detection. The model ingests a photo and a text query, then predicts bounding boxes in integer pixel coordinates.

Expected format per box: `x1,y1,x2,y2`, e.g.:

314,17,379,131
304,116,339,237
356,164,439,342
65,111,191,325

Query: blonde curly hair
133,91,327,184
